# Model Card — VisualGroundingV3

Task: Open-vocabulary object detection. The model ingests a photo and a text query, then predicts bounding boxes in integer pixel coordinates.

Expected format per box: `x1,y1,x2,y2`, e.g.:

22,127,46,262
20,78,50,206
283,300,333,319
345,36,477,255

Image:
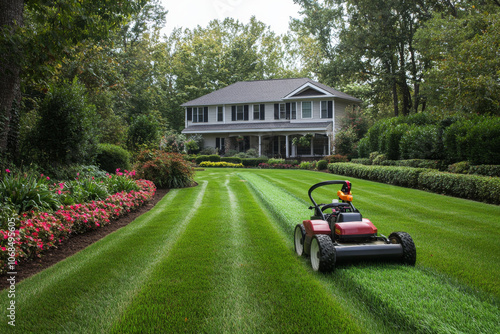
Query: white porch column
285,135,289,158
328,135,331,155
258,135,262,157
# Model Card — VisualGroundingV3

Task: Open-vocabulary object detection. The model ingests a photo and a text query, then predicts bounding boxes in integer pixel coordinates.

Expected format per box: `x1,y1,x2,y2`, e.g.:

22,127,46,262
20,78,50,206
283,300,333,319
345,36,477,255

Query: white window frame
291,102,297,120
236,105,244,121
279,103,286,119
253,104,260,120
301,101,312,119
217,106,223,122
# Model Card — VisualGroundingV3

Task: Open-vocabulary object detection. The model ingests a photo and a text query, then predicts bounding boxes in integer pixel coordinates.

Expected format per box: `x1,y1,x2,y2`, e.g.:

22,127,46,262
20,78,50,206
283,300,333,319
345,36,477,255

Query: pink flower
59,183,64,190
5,169,10,173
46,176,50,180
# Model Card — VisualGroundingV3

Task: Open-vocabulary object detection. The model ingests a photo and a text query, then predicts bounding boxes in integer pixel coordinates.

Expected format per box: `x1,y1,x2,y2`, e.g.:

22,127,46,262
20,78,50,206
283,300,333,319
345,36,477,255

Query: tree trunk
0,0,24,156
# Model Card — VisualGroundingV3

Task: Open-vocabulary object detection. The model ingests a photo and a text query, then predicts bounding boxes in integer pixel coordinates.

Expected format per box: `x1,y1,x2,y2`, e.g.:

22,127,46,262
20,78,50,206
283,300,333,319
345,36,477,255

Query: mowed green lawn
1,169,499,333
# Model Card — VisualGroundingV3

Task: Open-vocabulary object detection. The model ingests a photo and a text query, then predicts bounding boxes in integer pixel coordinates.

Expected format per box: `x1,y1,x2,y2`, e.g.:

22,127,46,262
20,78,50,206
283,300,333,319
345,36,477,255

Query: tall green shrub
96,143,131,174
400,124,440,160
30,79,99,166
127,114,160,151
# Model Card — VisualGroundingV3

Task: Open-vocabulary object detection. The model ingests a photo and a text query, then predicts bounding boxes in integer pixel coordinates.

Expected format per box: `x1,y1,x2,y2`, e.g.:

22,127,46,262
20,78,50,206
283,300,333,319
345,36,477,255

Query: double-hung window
291,102,297,119
321,101,333,118
253,105,260,120
302,101,312,119
217,106,223,122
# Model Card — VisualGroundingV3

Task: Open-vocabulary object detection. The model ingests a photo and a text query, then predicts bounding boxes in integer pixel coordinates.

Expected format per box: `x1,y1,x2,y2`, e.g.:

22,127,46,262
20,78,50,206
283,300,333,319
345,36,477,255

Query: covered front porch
227,133,331,158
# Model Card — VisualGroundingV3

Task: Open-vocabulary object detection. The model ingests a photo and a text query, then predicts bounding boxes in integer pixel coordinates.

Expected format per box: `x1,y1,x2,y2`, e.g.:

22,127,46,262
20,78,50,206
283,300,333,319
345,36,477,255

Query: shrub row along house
181,78,361,158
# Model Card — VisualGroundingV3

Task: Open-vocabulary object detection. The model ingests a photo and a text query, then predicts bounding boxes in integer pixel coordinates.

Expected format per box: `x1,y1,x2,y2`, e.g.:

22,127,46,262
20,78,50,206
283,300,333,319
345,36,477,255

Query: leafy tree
0,0,146,160
415,7,500,114
127,113,160,151
292,0,439,116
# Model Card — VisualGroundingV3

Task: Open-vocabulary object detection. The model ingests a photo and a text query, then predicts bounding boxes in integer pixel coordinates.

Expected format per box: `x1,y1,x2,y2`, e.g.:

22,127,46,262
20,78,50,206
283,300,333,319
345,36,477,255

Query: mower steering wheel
321,203,350,212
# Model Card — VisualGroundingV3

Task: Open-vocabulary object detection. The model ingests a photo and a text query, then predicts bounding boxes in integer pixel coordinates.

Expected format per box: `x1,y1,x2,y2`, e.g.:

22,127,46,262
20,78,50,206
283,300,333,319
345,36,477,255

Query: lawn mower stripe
242,169,500,333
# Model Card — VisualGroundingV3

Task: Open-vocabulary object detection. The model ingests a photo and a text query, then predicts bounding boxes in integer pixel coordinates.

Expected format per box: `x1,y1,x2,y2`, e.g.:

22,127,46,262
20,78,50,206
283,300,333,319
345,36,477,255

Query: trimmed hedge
469,165,500,178
328,163,500,204
221,157,242,164
96,143,131,174
328,163,430,188
195,155,221,164
241,158,269,167
418,171,500,204
350,158,371,165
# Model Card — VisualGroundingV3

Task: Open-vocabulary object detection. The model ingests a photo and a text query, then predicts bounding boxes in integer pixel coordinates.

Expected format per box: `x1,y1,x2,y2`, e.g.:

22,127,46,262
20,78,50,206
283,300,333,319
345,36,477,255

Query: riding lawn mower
294,180,417,272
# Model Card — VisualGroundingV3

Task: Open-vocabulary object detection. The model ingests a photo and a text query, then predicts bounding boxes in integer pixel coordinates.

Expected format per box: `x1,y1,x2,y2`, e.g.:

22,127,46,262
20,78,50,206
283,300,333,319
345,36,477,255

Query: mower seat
337,212,363,223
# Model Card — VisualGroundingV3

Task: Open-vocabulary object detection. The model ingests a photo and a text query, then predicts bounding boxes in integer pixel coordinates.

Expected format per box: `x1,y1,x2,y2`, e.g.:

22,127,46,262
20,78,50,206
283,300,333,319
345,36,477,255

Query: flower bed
0,179,156,274
198,161,244,168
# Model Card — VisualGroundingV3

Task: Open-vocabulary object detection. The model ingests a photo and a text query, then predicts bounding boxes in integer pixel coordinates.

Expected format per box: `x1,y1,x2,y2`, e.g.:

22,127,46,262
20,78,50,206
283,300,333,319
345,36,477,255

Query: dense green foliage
26,79,99,167
328,163,500,204
358,113,500,165
96,143,131,174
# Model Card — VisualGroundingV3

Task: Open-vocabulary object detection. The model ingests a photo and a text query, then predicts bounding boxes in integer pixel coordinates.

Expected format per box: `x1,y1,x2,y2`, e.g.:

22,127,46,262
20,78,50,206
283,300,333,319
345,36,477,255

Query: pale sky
160,0,302,36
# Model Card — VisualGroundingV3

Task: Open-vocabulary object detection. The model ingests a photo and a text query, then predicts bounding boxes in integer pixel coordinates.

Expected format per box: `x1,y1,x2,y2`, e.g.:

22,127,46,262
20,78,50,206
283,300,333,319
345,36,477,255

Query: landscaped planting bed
1,169,498,333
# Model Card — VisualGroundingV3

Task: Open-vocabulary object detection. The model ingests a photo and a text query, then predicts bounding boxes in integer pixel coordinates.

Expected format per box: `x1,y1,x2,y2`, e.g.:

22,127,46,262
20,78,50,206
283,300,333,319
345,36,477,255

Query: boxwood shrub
195,155,221,164
96,143,131,174
418,171,500,205
241,158,269,167
221,157,242,164
469,165,500,178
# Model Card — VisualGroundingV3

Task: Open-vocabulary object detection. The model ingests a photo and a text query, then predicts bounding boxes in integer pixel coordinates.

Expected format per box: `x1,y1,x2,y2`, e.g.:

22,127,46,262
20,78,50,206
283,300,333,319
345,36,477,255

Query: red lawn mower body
294,180,417,272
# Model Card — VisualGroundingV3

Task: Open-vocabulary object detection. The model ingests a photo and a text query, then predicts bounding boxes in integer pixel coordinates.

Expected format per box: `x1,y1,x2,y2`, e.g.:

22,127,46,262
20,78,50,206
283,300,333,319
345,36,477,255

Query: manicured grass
0,168,498,333
245,169,500,299
239,170,500,333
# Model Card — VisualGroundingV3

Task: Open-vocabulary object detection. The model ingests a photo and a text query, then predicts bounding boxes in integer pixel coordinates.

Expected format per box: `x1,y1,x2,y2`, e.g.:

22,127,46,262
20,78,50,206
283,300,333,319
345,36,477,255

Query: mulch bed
0,188,169,290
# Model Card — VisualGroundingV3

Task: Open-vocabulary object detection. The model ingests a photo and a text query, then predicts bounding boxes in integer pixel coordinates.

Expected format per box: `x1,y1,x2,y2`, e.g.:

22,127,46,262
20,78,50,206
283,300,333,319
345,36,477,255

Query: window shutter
286,103,291,120
244,105,249,121
232,106,236,121
260,104,265,120
274,104,279,120
204,107,208,122
328,101,333,118
187,108,192,121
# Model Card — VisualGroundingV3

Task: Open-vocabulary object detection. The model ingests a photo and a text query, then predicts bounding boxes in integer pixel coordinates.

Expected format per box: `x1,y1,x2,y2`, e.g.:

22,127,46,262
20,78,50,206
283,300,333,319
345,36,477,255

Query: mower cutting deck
294,180,416,272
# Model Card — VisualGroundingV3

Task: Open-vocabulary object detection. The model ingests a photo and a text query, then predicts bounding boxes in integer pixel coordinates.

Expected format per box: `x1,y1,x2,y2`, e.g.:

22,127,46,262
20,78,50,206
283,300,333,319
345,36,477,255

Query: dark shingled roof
181,78,361,107
182,121,332,134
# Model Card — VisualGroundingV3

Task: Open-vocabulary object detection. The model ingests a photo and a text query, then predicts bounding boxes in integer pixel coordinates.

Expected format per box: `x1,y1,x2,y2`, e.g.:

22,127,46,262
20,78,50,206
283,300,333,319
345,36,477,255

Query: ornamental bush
135,150,194,188
241,158,269,167
221,157,242,164
199,161,243,168
96,143,131,174
195,155,221,164
317,160,328,170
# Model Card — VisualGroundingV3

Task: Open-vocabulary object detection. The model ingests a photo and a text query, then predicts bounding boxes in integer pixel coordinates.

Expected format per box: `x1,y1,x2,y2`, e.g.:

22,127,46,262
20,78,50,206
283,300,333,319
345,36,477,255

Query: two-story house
181,78,361,158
